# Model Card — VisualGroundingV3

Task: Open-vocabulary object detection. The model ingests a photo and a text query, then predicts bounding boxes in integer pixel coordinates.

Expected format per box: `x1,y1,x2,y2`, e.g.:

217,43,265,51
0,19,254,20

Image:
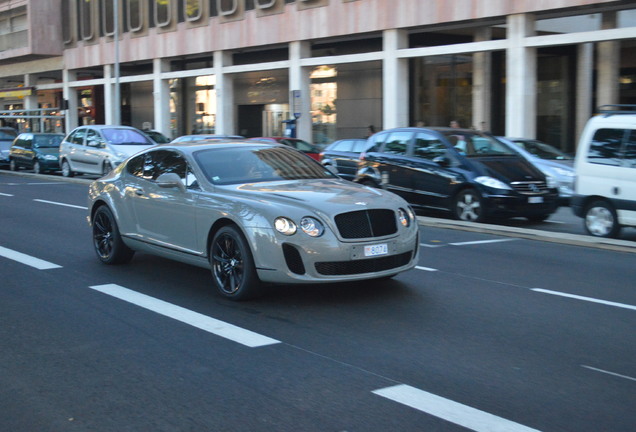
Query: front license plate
364,243,388,257
528,196,544,204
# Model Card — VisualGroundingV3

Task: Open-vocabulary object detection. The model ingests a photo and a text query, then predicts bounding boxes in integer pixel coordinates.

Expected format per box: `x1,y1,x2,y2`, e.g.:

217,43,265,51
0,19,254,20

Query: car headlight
544,175,557,188
397,208,411,227
40,154,58,161
274,217,297,235
300,217,324,237
474,176,512,190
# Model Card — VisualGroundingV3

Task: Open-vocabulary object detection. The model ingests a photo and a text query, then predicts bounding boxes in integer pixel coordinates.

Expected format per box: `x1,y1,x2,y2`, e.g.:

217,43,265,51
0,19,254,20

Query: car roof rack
597,104,636,116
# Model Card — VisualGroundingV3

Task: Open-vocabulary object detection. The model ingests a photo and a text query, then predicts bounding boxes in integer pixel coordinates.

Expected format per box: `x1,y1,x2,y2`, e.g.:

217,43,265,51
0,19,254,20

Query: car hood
36,147,60,156
469,157,544,183
226,179,406,212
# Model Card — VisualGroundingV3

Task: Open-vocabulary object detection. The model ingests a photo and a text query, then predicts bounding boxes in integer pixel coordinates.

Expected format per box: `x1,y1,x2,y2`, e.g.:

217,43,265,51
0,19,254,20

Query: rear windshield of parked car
102,128,151,145
194,146,336,185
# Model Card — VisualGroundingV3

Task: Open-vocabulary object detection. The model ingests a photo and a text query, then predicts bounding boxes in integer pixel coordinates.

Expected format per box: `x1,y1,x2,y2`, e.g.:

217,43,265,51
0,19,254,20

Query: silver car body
498,137,575,202
60,125,155,176
87,142,419,286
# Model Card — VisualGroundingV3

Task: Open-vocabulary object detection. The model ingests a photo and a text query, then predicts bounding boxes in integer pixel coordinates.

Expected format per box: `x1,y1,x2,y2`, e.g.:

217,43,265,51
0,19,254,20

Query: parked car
9,132,64,173
59,125,155,177
356,127,559,222
142,129,171,144
248,137,322,161
319,138,370,180
498,137,575,205
171,134,244,143
0,127,18,168
571,105,636,238
88,141,419,300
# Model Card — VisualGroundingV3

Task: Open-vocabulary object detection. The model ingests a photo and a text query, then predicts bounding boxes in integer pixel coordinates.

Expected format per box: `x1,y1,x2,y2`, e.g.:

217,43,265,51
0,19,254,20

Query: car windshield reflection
443,131,517,157
102,128,151,145
194,146,336,185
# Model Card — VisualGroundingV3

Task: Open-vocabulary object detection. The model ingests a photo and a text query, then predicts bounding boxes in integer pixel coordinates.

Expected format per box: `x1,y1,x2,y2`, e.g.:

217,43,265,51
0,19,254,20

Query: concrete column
597,12,619,108
63,69,78,132
23,74,38,131
214,50,235,135
153,58,171,136
576,43,594,146
383,29,409,129
473,27,492,131
505,13,536,138
289,41,312,142
103,64,113,125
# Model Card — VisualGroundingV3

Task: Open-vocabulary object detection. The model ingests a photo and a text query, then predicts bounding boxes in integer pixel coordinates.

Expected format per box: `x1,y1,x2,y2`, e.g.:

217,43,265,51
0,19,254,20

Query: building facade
0,0,635,152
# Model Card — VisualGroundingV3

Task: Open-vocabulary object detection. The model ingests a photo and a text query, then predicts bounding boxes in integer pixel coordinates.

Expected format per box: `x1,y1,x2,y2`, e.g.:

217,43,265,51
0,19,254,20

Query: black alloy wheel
92,206,134,264
210,225,259,300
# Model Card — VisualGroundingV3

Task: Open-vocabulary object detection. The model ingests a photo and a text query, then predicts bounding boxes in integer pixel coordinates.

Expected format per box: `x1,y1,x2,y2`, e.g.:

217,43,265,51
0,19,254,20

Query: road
1,172,635,431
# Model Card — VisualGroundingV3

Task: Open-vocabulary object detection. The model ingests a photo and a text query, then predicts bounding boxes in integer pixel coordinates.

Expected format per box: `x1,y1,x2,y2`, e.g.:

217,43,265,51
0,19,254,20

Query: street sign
291,90,301,119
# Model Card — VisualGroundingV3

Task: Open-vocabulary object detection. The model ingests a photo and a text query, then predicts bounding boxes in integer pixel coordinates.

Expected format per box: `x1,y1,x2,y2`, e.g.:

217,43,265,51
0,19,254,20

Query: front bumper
250,226,420,284
482,191,560,218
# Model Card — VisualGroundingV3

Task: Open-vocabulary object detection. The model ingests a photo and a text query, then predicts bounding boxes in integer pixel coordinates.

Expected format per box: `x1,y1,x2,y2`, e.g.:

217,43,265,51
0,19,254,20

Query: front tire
454,188,485,222
209,225,260,301
61,159,74,177
92,206,135,264
584,200,620,238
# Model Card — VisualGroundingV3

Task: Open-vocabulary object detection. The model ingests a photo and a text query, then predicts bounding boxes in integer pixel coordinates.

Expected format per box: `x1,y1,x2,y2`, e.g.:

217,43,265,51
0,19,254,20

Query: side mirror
88,140,104,148
325,165,338,176
156,172,186,192
433,156,451,167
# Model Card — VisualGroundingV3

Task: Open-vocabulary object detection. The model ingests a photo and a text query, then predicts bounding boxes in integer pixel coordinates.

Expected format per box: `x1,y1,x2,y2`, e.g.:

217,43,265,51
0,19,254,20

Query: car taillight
319,152,324,162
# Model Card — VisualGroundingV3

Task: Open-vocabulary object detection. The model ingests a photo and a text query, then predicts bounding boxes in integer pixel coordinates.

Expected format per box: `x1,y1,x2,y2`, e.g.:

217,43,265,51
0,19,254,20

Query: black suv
356,127,559,222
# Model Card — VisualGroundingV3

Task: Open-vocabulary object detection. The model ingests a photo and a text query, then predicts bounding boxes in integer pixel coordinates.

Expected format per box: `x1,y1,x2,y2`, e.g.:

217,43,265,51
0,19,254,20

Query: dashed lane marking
532,288,636,311
0,246,62,270
449,238,518,246
33,199,88,210
416,266,438,272
373,384,541,432
89,283,281,348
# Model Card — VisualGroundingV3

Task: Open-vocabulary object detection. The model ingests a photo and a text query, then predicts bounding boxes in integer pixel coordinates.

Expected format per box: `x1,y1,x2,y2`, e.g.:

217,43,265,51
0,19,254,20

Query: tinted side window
624,130,636,168
368,133,388,151
127,154,146,178
587,128,624,166
86,129,104,146
381,132,411,156
413,133,446,161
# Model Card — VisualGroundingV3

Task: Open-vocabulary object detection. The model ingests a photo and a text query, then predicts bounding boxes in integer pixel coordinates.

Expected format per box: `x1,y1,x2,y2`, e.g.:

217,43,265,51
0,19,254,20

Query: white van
571,105,636,238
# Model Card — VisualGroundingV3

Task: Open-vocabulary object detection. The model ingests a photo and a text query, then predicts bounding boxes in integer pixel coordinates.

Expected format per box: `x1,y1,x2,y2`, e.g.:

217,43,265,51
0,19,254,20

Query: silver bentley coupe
87,141,420,300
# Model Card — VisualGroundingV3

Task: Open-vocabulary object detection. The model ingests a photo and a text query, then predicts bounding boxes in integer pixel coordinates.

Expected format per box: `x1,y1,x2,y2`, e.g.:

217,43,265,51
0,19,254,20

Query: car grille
315,251,412,276
510,181,549,195
334,209,397,239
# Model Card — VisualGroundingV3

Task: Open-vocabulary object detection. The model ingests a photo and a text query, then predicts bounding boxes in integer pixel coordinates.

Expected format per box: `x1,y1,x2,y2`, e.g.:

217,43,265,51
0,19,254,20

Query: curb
416,216,636,254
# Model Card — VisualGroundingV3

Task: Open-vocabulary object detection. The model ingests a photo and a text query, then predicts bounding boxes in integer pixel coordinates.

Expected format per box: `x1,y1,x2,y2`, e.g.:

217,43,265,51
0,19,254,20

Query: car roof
154,140,278,154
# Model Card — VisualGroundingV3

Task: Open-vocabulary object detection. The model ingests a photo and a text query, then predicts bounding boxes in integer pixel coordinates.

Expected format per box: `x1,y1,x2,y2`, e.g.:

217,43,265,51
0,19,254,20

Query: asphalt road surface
1,171,635,431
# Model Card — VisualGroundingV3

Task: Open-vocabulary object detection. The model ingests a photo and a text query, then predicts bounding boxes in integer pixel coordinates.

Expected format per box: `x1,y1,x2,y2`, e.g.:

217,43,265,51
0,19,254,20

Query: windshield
442,131,517,157
194,146,336,185
512,139,573,160
34,134,63,148
102,128,151,145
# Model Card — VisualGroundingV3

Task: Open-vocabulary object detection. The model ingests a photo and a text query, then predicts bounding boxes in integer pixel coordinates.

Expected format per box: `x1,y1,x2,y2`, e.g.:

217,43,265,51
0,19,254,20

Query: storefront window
412,55,473,128
310,66,337,145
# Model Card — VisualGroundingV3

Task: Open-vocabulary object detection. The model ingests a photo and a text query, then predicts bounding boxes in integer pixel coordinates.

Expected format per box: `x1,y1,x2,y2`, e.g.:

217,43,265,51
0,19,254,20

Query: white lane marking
419,243,444,248
0,192,13,196
89,284,281,348
449,239,517,246
581,365,636,382
33,199,88,210
544,219,565,224
416,266,438,272
373,384,541,432
0,246,62,270
532,288,636,311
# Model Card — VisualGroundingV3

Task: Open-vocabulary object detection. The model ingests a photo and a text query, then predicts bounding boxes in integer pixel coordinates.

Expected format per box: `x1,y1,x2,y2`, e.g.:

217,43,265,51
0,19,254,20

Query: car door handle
133,187,145,196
